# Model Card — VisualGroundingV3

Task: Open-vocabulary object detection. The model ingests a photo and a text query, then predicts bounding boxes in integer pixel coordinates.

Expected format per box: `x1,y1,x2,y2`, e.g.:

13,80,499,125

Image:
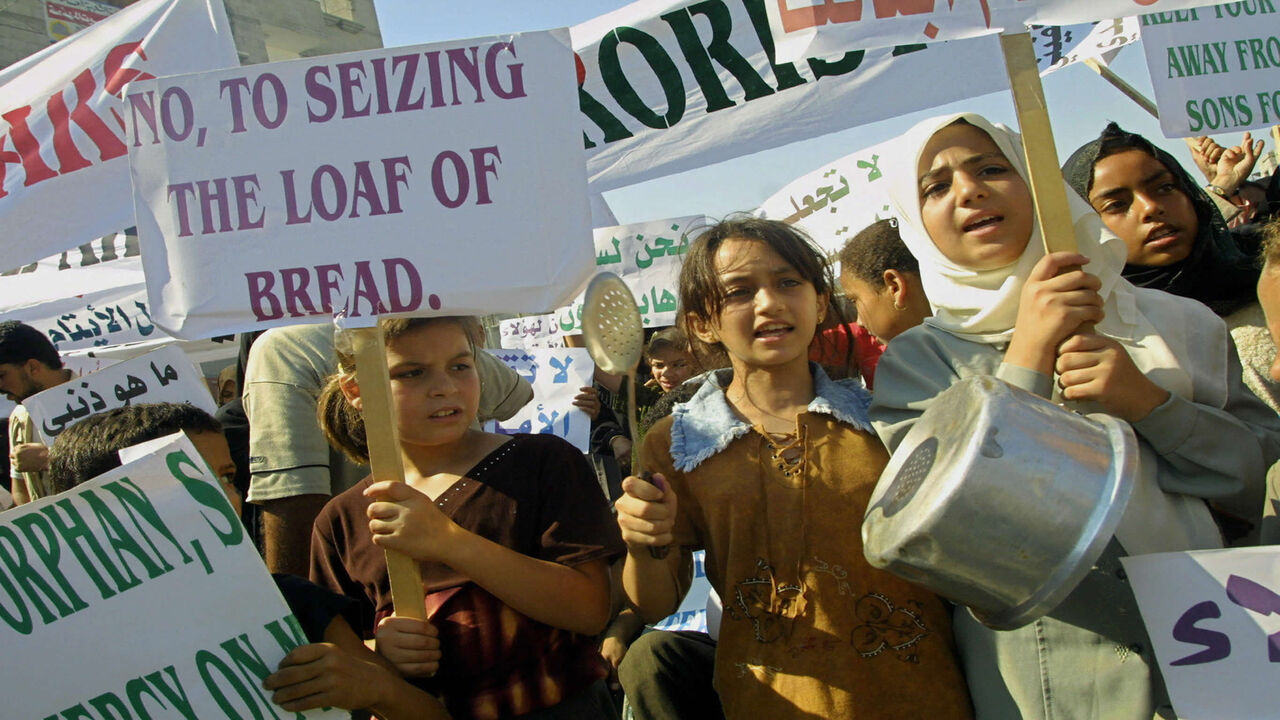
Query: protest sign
499,215,704,349
756,135,898,258
499,314,569,349
483,347,593,452
0,431,344,720
1121,547,1280,719
573,0,1010,192
1140,2,1280,136
0,231,165,352
23,343,215,444
586,215,702,330
44,0,118,41
1038,17,1141,75
0,0,237,270
762,0,1227,64
130,29,593,340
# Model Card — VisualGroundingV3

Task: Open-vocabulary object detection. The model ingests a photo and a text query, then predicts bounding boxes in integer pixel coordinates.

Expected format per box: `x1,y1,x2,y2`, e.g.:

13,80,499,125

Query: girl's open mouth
963,215,1002,232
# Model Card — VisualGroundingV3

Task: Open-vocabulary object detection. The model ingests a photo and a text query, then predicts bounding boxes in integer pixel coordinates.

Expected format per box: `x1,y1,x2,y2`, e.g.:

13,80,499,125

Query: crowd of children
4,113,1280,719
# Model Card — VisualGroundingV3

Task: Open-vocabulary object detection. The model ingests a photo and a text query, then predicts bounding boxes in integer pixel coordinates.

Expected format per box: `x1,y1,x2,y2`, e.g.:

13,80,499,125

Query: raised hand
1056,333,1169,422
365,480,461,562
1005,252,1105,376
615,473,677,551
375,615,442,678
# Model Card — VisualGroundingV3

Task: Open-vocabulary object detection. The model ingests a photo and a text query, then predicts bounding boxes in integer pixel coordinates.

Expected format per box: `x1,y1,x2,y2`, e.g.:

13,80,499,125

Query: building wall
1,0,382,71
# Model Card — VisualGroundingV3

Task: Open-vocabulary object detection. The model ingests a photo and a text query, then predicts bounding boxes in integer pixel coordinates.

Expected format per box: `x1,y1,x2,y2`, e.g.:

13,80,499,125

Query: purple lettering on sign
382,258,422,312
470,146,501,205
246,271,284,321
1171,601,1231,666
232,174,265,230
1225,575,1280,662
160,86,193,142
280,267,318,317
305,65,337,123
337,61,370,119
432,150,469,208
486,42,526,100
316,264,343,313
166,182,196,237
253,74,288,129
219,77,252,133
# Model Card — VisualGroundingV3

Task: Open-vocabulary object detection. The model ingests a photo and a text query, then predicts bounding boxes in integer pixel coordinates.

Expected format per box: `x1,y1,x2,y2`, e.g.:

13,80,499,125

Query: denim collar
668,364,873,472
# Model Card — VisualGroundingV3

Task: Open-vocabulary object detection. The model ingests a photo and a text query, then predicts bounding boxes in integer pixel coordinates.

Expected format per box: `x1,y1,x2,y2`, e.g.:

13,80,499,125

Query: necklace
730,385,806,435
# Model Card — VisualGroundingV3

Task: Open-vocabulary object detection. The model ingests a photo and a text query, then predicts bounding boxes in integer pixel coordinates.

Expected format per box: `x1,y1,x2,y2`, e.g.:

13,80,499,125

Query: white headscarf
884,112,1199,402
884,112,1132,342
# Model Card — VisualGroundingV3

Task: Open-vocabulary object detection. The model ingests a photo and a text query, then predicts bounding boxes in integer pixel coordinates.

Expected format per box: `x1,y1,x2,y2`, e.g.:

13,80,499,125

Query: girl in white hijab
868,113,1280,720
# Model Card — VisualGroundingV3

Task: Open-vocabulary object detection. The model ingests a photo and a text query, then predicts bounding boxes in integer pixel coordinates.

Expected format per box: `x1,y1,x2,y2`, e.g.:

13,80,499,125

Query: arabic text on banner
22,343,217,444
761,0,1231,65
483,347,593,452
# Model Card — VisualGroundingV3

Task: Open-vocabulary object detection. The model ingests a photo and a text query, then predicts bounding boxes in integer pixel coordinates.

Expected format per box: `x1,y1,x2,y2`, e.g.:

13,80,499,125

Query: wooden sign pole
1083,58,1159,119
1000,32,1079,256
350,325,426,620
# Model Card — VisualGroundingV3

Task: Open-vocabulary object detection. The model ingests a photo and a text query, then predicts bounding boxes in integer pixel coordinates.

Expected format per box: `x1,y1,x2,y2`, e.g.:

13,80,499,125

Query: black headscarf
1062,122,1259,317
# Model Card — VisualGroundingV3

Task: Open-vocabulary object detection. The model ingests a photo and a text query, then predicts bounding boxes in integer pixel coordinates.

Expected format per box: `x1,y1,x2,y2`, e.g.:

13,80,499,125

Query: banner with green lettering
572,0,1010,191
1140,1,1280,136
0,432,343,720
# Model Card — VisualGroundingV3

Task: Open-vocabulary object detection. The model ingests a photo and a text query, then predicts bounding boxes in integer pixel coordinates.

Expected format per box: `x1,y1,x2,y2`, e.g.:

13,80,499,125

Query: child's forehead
713,237,795,275
648,346,692,362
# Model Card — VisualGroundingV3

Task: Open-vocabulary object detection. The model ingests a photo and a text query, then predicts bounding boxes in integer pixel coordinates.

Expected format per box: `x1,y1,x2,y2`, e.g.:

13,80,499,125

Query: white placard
1122,547,1280,720
573,1,1010,193
498,215,703,349
1140,3,1280,137
762,0,1228,64
0,230,167,351
1038,18,1141,75
498,314,569,349
0,0,237,270
483,347,593,452
130,29,593,339
23,343,216,444
0,432,343,720
756,136,899,259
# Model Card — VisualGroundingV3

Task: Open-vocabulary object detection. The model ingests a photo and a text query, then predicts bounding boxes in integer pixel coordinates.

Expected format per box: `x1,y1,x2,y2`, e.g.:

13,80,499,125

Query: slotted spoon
581,273,670,558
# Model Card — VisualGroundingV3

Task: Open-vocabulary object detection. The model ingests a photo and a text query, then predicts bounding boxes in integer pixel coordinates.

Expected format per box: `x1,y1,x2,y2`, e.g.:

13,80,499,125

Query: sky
369,1,1270,227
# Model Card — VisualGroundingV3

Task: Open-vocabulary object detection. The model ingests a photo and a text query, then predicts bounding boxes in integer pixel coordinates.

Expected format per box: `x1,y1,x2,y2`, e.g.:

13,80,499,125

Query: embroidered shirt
641,365,972,719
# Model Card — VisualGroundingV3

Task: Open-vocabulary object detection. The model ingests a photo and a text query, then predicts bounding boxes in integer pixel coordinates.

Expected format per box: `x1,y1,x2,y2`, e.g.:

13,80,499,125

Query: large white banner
1140,2,1280,137
1122,547,1280,720
0,230,168,351
130,30,593,339
573,0,1011,192
483,347,593,452
763,0,1229,63
1,432,343,720
22,343,216,444
0,0,238,270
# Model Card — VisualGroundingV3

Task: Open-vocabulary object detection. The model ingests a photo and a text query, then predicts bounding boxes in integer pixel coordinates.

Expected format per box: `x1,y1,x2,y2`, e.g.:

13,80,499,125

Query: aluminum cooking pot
862,376,1137,630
